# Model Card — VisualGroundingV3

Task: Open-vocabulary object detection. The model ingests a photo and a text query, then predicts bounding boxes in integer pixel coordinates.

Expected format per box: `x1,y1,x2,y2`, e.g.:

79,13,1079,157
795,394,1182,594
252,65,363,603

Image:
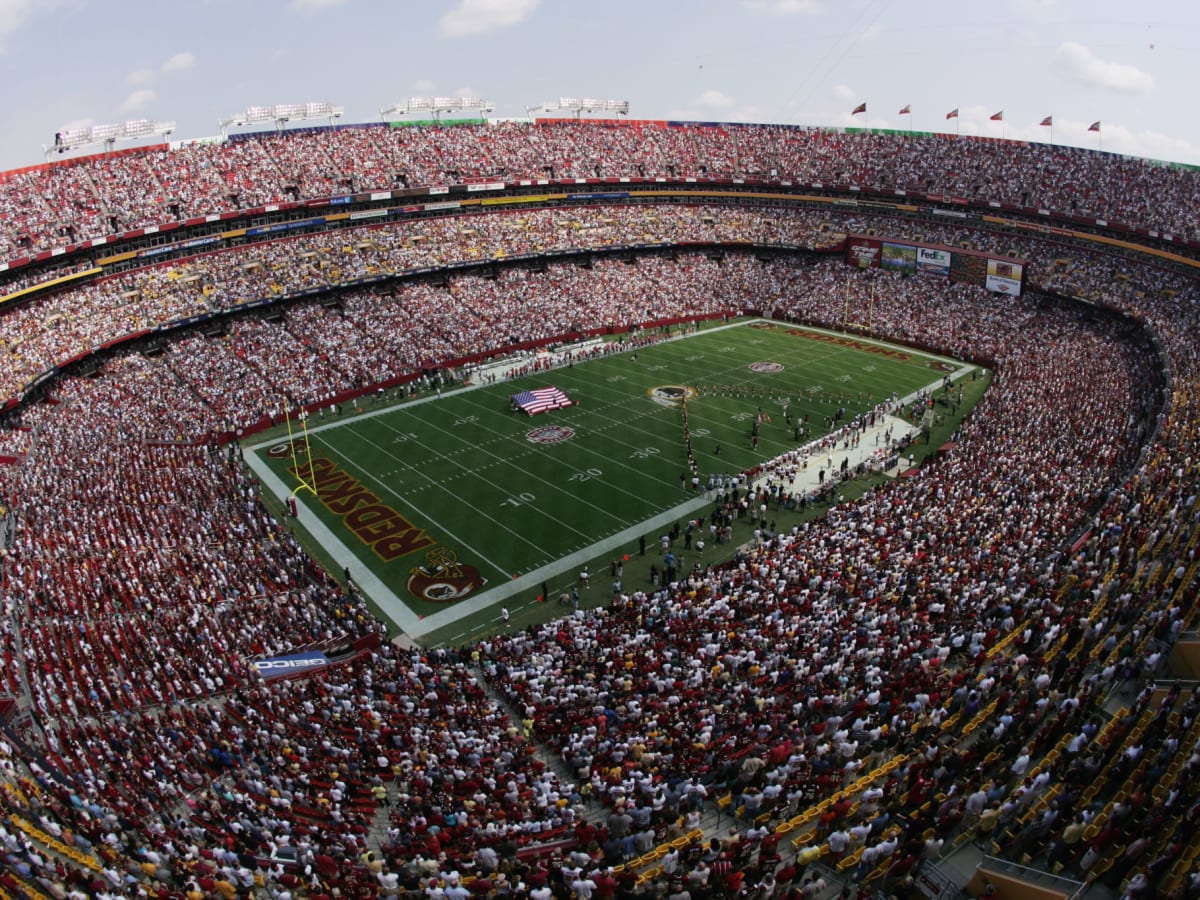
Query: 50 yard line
363,413,606,537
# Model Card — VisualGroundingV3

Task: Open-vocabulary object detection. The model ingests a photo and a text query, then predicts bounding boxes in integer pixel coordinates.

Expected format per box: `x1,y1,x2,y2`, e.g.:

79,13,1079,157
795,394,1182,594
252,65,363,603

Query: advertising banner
880,242,917,273
846,237,882,268
253,650,331,680
916,246,951,275
985,259,1024,296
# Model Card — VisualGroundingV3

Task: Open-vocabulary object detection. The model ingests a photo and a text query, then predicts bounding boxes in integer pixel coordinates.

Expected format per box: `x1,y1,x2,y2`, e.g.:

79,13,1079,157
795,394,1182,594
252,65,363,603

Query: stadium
0,108,1197,900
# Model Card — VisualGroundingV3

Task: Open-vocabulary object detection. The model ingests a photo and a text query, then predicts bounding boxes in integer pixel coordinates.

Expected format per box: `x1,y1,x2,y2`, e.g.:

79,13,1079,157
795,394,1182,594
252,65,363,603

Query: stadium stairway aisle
454,665,872,898
361,654,613,858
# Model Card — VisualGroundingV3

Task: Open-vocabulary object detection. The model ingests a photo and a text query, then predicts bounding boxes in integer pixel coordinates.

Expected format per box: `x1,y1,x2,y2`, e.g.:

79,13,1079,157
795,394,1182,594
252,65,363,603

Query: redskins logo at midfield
749,361,785,373
407,548,487,602
647,385,698,408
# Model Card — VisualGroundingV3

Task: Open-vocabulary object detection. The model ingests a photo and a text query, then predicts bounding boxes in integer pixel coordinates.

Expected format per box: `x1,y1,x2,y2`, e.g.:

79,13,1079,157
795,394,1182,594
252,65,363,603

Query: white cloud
831,84,856,104
59,116,96,134
732,105,775,124
1032,119,1197,166
742,0,821,14
438,0,540,38
289,0,348,11
1054,42,1153,93
0,0,43,53
672,103,780,126
857,21,884,42
161,51,195,73
694,90,735,110
126,68,155,87
120,89,157,113
411,79,436,93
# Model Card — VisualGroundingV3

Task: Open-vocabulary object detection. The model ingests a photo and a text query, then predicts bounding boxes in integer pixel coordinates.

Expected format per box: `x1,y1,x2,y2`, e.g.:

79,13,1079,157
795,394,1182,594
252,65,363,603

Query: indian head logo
407,547,487,602
647,385,698,408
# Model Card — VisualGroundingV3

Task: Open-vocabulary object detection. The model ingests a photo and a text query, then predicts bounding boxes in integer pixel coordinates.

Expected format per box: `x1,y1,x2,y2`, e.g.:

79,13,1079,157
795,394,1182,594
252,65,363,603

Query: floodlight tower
47,118,176,160
219,101,343,137
380,97,494,122
380,97,435,121
556,98,630,119
524,101,558,119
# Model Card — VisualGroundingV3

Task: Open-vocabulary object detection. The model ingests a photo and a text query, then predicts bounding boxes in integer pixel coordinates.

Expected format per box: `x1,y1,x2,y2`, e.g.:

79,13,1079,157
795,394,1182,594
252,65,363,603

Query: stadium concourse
0,121,1194,900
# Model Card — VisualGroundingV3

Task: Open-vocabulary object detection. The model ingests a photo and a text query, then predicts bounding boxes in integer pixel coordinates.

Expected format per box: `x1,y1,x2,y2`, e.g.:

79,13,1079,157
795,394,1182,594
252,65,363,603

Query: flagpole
945,108,960,137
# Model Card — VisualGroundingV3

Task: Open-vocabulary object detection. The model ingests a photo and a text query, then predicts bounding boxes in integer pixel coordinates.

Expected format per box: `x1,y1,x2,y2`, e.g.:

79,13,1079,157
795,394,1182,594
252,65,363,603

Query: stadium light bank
556,98,630,119
379,97,495,121
219,101,344,137
47,118,176,161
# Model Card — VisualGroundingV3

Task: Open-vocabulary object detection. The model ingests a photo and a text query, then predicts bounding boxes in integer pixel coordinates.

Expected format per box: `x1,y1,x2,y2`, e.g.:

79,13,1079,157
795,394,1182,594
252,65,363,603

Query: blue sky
1,0,1197,172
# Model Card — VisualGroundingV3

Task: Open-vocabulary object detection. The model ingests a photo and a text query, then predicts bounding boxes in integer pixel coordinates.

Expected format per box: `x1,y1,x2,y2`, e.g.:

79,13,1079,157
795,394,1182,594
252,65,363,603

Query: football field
246,319,967,640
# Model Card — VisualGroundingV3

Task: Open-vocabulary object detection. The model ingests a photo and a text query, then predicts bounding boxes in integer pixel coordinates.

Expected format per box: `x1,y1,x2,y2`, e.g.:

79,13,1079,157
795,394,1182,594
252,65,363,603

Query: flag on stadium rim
898,104,911,115
945,108,959,120
511,386,572,415
990,110,1004,121
851,102,867,115
1089,120,1101,132
1040,115,1053,126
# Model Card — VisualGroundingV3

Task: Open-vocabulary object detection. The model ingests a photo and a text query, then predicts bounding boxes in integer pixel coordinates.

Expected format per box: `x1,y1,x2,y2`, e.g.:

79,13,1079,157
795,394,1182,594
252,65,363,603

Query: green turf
251,320,966,631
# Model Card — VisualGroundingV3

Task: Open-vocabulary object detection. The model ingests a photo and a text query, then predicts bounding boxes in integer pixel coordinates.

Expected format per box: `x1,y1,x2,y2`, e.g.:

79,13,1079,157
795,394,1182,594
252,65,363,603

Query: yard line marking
422,395,684,501
409,492,717,642
321,427,539,569
368,412,609,534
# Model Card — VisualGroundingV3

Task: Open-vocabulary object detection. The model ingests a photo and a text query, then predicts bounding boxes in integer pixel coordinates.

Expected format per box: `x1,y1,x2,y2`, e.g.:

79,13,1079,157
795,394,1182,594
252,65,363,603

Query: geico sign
254,658,328,671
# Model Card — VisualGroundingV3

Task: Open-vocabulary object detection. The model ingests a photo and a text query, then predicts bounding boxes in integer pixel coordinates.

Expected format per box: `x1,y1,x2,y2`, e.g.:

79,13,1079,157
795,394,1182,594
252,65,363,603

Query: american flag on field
511,386,572,415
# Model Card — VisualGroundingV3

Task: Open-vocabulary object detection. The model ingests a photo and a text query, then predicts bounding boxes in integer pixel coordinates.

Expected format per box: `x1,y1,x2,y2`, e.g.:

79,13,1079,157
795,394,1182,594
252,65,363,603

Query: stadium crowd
0,190,1185,418
0,127,1196,899
0,120,1198,263
0,203,839,404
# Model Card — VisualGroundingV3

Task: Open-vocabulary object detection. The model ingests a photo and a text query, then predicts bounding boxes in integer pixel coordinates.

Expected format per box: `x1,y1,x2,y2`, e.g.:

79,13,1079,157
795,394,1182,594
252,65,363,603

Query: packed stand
0,120,1198,258
0,203,837,403
0,190,1195,897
